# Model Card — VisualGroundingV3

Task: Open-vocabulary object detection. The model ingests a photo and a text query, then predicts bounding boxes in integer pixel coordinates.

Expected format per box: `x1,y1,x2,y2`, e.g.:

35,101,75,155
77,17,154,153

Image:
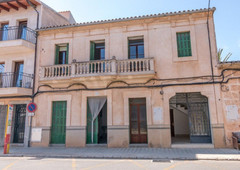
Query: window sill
173,56,198,62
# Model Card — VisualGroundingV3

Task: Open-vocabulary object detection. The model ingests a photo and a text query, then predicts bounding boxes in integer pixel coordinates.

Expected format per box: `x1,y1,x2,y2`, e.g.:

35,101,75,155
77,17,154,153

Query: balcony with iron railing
0,72,33,96
39,58,155,81
0,26,36,55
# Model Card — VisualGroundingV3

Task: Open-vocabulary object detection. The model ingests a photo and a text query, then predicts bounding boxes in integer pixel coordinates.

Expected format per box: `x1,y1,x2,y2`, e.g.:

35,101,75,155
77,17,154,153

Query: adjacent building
0,0,75,147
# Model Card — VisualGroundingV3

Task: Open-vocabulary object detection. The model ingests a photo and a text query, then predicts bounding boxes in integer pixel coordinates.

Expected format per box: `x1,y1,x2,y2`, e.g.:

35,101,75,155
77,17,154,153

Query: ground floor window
129,98,147,144
51,101,67,144
169,93,212,144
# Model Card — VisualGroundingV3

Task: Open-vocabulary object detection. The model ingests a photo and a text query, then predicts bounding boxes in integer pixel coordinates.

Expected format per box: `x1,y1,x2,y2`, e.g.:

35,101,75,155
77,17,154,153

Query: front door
13,104,26,143
129,98,147,144
51,101,67,144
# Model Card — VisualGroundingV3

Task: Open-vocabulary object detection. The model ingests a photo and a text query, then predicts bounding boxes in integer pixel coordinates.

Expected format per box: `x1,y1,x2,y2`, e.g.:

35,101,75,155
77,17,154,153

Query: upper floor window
90,41,105,61
176,32,192,57
128,38,144,59
0,63,4,73
0,63,4,87
0,23,9,41
18,21,27,40
14,61,24,87
55,44,69,65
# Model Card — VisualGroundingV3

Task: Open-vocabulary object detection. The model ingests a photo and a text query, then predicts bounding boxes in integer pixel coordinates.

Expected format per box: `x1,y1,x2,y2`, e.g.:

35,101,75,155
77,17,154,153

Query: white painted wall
173,109,190,135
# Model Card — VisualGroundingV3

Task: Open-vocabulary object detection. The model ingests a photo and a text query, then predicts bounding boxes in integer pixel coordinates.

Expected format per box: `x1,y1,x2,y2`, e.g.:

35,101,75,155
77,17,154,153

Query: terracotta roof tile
38,7,216,31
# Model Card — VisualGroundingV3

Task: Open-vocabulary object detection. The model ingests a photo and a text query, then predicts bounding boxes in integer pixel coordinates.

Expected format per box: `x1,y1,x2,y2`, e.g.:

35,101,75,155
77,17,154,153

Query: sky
41,0,240,61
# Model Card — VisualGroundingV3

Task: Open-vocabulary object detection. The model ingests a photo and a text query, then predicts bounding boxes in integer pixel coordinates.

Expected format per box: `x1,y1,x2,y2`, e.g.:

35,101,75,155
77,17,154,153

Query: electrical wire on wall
207,0,221,124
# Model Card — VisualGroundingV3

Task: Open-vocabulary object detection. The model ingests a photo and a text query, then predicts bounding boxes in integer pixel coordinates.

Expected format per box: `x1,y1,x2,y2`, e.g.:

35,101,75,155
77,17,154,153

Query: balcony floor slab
0,87,32,97
0,39,35,55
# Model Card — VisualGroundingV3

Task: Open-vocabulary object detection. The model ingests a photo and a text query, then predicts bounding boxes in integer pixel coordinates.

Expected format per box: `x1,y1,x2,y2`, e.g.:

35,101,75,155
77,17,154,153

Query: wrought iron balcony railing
0,26,36,44
0,72,33,89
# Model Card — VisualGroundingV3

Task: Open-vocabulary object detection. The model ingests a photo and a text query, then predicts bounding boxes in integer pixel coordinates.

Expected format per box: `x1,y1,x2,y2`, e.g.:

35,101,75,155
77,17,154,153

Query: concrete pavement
0,146,240,160
1,157,240,170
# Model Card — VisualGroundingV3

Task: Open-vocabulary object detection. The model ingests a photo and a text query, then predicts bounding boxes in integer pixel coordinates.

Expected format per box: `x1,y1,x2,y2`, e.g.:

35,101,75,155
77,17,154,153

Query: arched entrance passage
169,92,212,144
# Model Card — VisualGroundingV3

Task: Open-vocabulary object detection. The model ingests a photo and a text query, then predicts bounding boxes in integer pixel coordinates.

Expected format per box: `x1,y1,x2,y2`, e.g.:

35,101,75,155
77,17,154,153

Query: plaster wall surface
173,109,189,135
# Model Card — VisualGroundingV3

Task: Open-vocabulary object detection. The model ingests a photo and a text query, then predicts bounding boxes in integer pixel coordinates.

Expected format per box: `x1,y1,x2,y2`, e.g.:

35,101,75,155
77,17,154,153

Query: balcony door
1,23,9,41
128,38,144,59
0,63,4,87
129,98,147,144
14,62,24,87
18,21,27,40
90,41,105,73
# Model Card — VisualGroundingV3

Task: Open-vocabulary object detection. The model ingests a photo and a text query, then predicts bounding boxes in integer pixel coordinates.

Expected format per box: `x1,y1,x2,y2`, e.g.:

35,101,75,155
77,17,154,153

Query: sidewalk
0,146,240,160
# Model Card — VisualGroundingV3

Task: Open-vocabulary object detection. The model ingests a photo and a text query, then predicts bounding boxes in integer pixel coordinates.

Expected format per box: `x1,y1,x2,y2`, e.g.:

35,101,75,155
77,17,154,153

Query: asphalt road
0,157,240,170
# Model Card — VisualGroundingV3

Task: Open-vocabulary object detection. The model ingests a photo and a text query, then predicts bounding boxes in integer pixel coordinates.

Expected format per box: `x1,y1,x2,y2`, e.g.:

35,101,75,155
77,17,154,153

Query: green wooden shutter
51,101,67,144
90,42,95,61
55,45,60,64
177,32,192,57
90,42,95,73
128,39,130,59
66,43,69,64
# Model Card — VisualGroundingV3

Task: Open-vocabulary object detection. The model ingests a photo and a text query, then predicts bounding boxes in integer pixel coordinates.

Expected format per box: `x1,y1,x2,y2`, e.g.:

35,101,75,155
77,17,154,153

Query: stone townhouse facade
0,0,75,147
30,7,240,149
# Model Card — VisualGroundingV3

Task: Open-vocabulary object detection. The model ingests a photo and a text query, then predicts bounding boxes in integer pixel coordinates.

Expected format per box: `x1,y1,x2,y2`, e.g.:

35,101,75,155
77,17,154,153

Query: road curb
0,154,240,161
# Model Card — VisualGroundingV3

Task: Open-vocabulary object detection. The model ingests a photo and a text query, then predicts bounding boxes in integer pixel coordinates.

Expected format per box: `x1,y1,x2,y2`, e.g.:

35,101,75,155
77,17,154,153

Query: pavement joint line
2,157,23,170
72,158,76,170
128,160,148,170
163,160,189,170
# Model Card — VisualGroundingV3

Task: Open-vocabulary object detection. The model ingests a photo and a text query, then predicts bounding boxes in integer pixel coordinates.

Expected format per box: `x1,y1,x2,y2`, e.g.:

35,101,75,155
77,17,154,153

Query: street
0,157,240,170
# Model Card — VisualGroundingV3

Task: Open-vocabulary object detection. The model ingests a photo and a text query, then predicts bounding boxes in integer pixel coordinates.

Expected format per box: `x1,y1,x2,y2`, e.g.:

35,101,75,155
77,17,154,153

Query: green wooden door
51,101,67,144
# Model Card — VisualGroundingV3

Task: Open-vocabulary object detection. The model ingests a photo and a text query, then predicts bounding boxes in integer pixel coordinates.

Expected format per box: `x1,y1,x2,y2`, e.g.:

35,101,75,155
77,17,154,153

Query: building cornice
38,7,216,32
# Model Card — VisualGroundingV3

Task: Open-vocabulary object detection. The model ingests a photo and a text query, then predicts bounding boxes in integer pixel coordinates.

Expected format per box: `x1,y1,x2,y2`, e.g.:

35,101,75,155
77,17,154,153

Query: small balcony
0,26,36,55
39,58,155,81
0,72,33,96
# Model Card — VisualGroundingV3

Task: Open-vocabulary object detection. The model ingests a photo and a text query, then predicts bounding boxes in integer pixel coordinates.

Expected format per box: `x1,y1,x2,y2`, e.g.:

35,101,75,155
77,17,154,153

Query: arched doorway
169,92,212,144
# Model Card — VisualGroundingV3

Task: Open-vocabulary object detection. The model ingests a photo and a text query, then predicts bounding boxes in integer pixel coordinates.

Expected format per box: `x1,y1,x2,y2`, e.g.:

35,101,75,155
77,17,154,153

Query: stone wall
221,70,240,147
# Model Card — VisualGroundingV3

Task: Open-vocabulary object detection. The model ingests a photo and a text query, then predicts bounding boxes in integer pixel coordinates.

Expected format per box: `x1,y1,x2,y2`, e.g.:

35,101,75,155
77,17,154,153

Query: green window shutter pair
177,32,192,57
55,44,69,64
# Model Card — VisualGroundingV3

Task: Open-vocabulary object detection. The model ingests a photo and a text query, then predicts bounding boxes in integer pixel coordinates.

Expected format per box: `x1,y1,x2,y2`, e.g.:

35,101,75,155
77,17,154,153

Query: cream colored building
30,7,240,149
0,0,75,147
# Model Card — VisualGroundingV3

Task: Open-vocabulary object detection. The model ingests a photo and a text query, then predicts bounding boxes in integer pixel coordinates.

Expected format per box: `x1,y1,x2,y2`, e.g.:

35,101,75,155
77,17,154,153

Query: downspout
26,0,39,147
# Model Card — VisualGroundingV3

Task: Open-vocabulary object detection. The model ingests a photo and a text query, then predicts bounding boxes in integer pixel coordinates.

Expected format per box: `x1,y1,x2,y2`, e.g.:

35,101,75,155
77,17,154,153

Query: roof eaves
37,7,216,31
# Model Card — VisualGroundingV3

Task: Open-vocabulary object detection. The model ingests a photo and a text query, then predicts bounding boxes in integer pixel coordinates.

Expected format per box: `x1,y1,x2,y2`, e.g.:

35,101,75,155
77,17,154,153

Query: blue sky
41,0,240,61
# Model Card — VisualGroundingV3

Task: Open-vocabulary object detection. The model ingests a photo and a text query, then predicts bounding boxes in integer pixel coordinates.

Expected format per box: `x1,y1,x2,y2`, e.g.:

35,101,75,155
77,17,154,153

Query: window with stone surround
55,44,69,65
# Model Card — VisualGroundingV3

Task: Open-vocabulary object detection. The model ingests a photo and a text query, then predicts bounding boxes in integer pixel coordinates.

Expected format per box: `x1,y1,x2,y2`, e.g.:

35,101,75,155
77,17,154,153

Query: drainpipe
26,0,39,147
